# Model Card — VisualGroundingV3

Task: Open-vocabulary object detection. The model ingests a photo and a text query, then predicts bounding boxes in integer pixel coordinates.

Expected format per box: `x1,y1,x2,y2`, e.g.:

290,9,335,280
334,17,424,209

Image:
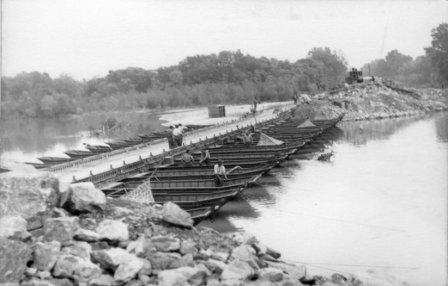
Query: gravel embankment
0,176,370,286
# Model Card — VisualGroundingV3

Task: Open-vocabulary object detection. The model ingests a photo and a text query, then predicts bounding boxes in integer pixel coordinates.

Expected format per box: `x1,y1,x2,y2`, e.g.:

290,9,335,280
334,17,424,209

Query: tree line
1,23,446,120
1,47,347,119
362,23,448,88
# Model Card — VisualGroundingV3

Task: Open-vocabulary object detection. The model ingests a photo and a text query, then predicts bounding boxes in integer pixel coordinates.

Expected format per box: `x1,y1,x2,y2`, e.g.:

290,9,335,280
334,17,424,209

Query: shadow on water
199,114,447,233
435,113,448,142
338,116,426,146
0,111,166,170
200,113,447,285
199,125,346,231
199,197,261,232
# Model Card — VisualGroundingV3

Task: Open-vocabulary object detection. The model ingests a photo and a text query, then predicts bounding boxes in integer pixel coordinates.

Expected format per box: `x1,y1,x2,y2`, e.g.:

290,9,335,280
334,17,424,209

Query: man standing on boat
168,125,175,149
214,160,227,186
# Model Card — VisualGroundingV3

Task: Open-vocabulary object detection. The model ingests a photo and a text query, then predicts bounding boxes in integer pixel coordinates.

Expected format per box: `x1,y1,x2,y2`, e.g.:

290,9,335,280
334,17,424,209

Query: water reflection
435,114,448,143
338,116,422,146
0,110,166,170
199,113,447,286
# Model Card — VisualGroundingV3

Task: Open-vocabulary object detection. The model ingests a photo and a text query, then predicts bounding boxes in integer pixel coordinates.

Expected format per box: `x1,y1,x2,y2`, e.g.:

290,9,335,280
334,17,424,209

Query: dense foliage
362,23,448,87
1,48,347,119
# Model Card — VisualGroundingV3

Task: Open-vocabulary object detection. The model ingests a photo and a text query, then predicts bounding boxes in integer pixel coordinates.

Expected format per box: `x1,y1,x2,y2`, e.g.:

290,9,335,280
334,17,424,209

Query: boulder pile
296,82,447,121
0,176,364,285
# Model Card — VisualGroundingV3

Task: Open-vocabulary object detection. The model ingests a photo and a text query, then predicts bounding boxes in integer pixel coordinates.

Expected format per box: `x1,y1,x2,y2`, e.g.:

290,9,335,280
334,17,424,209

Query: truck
346,68,363,84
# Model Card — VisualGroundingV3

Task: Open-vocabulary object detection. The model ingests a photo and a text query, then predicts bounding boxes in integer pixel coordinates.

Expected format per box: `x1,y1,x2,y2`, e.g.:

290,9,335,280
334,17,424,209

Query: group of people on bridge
168,124,186,149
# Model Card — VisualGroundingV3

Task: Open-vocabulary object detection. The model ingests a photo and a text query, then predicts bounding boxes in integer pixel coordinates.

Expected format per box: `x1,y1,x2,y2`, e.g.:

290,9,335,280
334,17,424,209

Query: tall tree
425,23,448,85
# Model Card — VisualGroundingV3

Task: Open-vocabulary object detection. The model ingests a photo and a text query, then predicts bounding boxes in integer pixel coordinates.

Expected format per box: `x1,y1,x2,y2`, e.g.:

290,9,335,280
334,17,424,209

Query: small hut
208,105,226,118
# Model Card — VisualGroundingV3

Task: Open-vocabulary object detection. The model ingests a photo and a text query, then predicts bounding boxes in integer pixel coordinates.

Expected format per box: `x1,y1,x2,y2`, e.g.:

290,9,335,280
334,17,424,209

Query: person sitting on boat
214,160,227,186
242,131,253,145
250,125,256,133
199,149,211,165
181,149,194,165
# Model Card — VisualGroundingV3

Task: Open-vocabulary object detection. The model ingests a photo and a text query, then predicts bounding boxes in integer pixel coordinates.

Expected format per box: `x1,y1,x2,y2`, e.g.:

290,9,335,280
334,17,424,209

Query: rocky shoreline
0,177,366,286
295,82,447,123
2,83,445,286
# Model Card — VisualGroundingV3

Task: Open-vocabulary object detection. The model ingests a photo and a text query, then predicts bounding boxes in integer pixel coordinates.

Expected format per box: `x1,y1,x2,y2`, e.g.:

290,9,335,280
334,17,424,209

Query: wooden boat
103,174,261,211
37,156,72,164
117,164,273,182
118,173,259,189
85,144,112,153
138,133,167,141
26,162,50,169
64,150,93,159
171,155,287,169
0,167,9,173
176,152,285,162
124,137,144,145
203,143,301,155
189,206,214,222
106,141,131,150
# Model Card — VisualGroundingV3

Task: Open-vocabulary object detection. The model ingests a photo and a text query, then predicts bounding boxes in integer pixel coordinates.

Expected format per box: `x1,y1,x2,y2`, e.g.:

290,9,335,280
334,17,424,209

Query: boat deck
38,103,293,183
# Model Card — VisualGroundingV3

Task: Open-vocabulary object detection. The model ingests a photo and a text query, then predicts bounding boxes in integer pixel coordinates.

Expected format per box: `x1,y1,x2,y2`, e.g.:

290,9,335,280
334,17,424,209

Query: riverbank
0,176,368,285
293,82,447,122
198,113,447,286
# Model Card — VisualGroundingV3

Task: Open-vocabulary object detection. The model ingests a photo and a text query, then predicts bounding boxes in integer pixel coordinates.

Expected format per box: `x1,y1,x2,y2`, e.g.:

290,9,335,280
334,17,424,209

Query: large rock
114,257,144,283
0,176,60,228
92,248,130,269
150,235,180,252
21,278,73,286
161,202,193,228
266,261,306,281
43,217,79,243
96,219,129,242
88,274,121,286
64,182,106,213
126,237,154,256
53,254,101,281
61,241,91,260
179,239,197,255
157,266,209,286
221,260,256,281
144,252,186,271
231,244,257,263
73,228,100,242
202,259,227,275
0,215,29,240
258,267,284,282
0,238,32,282
91,248,144,282
33,241,61,271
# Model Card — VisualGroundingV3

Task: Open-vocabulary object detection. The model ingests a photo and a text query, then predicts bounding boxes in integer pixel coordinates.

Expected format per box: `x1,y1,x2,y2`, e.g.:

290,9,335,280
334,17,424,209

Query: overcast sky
2,0,447,80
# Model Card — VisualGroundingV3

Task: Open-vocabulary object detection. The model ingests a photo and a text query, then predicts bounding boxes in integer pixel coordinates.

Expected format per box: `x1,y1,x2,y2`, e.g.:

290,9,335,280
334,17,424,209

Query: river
1,111,446,285
200,113,448,286
0,102,287,173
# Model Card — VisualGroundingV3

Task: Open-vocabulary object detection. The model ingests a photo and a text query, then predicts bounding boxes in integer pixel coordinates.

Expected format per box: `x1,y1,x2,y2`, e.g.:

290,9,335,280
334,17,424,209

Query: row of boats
26,124,210,169
93,111,344,220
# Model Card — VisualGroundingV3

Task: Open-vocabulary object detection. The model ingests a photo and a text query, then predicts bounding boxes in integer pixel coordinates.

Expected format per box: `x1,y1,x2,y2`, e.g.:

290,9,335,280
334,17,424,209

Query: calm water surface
2,111,447,285
201,113,448,286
